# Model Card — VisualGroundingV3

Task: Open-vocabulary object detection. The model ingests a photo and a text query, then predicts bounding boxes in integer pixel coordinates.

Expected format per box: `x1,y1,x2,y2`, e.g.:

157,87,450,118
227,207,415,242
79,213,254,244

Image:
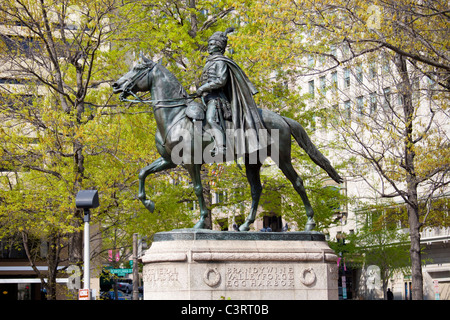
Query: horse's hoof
193,220,205,229
304,220,316,231
239,223,250,232
142,199,155,212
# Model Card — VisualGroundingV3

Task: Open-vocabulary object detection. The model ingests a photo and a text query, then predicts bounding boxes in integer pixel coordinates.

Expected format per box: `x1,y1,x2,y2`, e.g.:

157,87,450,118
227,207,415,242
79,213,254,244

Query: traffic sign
78,288,90,300
110,268,132,276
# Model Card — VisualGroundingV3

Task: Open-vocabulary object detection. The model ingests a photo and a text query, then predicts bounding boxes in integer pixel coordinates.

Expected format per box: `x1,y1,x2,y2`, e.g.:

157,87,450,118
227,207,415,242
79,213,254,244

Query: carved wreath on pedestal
203,267,221,287
299,267,316,286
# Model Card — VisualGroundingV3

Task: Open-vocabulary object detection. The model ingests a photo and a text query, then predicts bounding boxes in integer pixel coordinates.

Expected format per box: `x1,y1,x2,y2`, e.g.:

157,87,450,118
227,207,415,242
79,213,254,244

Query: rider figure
196,28,268,157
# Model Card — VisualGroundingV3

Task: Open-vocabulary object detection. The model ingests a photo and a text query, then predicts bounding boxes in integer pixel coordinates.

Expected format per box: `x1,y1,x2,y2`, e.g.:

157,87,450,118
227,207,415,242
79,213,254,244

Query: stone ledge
153,228,325,242
192,252,337,262
142,252,187,263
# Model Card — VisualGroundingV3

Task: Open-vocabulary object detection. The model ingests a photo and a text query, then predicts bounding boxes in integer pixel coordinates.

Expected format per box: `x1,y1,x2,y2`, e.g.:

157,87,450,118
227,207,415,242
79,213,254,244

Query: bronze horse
112,57,343,231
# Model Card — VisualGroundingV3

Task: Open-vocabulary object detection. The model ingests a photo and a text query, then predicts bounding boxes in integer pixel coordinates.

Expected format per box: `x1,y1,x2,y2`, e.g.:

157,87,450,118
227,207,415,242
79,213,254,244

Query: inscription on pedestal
143,267,179,287
225,266,294,289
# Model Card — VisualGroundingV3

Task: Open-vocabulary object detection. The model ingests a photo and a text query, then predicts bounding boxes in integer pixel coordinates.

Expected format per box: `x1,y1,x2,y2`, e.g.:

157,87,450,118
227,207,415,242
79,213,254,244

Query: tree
242,0,449,300
345,203,411,300
337,52,448,300
0,0,160,298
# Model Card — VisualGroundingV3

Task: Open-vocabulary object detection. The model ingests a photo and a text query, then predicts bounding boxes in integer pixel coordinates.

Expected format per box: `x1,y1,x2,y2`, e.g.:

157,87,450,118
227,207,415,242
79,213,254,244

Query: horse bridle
119,62,156,103
119,62,200,108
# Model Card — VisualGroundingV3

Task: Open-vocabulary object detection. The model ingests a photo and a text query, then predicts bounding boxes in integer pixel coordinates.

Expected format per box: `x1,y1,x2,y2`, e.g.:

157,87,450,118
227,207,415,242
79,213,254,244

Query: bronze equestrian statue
112,30,343,231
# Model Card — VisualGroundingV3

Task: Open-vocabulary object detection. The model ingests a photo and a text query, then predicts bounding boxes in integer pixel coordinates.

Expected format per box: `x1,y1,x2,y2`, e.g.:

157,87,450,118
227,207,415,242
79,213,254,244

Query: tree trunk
46,232,60,300
69,213,83,265
394,53,424,300
407,202,423,300
68,63,87,276
21,231,59,300
188,0,198,38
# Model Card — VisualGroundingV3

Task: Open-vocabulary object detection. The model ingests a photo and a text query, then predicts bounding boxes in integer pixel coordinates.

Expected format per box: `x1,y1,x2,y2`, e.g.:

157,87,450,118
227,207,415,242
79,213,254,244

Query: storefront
0,278,68,300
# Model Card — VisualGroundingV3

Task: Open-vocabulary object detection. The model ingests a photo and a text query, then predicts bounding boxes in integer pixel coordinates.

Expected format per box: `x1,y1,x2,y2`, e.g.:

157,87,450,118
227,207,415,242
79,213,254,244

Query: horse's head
112,56,156,99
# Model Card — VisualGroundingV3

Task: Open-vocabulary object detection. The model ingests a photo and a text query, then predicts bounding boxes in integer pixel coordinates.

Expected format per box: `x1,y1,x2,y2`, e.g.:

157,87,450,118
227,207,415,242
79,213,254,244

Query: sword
216,99,242,170
217,100,227,144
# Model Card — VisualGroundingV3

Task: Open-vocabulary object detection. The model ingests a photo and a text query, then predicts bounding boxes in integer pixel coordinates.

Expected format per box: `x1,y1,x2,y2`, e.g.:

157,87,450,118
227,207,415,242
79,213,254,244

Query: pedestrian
387,288,394,300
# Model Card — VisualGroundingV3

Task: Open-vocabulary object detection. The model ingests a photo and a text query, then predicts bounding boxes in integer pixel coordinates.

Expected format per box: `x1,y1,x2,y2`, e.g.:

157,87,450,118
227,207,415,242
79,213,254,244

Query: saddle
185,96,232,122
185,101,205,121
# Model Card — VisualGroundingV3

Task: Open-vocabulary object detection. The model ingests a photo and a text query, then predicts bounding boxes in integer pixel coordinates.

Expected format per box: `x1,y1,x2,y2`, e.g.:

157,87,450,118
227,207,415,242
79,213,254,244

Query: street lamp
75,190,99,299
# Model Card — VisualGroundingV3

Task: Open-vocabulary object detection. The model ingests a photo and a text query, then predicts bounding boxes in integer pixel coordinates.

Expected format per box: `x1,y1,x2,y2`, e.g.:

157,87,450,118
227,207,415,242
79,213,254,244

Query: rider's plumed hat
208,27,235,50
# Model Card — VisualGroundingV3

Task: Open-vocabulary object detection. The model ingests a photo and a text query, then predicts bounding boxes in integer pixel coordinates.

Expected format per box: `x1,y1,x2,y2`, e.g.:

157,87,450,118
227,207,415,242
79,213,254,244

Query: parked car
101,290,127,300
117,282,133,293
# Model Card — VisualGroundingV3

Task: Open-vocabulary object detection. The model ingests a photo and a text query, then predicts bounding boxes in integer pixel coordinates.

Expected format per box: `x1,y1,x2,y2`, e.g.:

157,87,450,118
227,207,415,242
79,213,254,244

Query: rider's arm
197,61,228,94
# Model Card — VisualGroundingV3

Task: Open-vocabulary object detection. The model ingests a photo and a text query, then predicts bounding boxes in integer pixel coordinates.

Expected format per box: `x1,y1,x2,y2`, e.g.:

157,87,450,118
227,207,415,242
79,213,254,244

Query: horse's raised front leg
138,157,176,212
239,161,263,232
185,164,209,229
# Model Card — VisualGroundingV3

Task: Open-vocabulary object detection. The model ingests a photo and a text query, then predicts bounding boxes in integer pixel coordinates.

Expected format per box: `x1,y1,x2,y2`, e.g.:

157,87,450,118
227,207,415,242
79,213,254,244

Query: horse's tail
282,116,343,184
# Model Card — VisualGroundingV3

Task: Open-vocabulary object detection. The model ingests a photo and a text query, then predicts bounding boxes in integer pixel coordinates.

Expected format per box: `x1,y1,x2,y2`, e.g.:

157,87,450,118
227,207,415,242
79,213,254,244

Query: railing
420,227,450,243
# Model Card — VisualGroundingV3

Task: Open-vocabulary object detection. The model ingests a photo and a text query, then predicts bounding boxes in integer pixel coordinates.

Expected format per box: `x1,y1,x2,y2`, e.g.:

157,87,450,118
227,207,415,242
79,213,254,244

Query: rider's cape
207,55,271,155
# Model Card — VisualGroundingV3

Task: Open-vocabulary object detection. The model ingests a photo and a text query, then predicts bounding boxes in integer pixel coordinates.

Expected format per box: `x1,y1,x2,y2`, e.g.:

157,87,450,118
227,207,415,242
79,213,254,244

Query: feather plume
224,27,235,36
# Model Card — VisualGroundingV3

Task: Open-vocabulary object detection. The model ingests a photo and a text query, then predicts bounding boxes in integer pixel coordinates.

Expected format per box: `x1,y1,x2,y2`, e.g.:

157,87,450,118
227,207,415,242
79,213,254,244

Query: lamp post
75,190,99,300
83,208,91,293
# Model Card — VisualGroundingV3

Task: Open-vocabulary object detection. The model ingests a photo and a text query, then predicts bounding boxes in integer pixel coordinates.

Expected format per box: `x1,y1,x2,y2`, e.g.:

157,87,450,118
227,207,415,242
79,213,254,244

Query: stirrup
211,146,226,157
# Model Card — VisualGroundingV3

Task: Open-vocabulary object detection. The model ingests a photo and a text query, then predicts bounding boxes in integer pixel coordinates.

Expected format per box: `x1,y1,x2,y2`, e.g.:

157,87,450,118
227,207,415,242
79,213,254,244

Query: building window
356,96,364,115
330,45,337,57
331,71,338,90
343,67,350,88
412,77,420,100
319,54,326,66
382,56,390,73
214,191,227,204
344,100,351,119
342,42,350,57
397,93,404,106
0,35,42,57
308,55,315,68
0,94,34,110
188,200,197,211
320,75,326,91
369,62,377,79
263,214,283,232
308,80,315,98
356,64,363,83
383,87,391,109
427,76,435,98
370,92,377,114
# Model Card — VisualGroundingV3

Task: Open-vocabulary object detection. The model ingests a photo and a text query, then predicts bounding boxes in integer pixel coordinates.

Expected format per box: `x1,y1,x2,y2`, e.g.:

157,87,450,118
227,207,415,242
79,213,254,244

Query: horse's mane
138,58,188,97
135,61,155,70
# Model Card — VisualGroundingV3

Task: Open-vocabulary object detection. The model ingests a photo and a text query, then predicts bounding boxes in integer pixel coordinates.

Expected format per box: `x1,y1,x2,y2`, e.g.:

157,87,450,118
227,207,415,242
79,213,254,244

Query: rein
119,63,200,108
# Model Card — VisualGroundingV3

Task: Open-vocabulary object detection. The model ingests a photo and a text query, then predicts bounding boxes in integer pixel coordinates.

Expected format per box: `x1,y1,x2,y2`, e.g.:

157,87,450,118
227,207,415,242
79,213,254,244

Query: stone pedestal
141,229,339,300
